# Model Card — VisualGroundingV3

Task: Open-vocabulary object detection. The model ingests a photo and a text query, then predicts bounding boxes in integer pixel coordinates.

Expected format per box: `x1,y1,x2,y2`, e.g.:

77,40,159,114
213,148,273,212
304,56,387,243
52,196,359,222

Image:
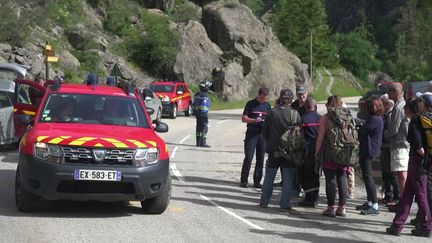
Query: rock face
198,1,310,100
174,21,223,84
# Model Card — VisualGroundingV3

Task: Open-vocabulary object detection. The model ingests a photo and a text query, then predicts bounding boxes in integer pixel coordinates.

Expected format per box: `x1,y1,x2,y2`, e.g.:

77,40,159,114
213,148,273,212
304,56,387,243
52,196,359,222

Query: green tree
272,0,336,68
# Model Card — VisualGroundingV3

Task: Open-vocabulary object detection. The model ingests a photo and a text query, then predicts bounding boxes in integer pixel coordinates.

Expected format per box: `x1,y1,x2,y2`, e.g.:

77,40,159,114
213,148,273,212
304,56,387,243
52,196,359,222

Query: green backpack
279,110,307,167
325,107,359,166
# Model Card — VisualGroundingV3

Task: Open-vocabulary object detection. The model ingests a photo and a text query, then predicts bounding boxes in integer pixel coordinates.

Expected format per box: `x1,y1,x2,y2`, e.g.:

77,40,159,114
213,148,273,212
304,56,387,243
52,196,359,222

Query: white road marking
170,146,178,159
179,134,191,144
200,195,264,231
170,163,185,183
216,119,230,124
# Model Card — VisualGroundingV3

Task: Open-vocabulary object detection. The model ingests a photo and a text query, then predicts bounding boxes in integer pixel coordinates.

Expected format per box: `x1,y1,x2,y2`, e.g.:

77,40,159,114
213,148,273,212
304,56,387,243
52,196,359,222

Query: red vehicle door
13,79,46,138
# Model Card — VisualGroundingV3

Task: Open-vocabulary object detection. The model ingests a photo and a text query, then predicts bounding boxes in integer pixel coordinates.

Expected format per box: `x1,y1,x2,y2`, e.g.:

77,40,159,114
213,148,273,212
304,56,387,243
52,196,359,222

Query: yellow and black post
43,43,59,80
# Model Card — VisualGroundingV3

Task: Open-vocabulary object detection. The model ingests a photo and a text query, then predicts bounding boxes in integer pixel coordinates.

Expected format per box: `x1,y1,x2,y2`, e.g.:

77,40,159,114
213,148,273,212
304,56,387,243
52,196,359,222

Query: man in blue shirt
240,87,271,188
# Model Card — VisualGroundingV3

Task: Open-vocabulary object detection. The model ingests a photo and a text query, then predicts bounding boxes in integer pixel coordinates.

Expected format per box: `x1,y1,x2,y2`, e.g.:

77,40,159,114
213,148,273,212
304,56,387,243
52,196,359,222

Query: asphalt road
0,97,430,243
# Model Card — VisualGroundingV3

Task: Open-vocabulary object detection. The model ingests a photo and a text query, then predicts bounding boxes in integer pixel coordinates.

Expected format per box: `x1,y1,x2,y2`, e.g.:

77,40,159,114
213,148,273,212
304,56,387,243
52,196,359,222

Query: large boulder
201,1,311,100
173,20,223,83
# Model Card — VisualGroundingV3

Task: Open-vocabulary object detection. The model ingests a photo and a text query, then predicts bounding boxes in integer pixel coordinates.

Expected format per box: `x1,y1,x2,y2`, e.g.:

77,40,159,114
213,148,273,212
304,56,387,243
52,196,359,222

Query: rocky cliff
0,0,310,100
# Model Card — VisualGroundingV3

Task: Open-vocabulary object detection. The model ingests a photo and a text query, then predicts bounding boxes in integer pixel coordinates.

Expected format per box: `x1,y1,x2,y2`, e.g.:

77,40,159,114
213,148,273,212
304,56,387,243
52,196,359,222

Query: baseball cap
416,92,432,107
296,84,307,94
280,88,294,100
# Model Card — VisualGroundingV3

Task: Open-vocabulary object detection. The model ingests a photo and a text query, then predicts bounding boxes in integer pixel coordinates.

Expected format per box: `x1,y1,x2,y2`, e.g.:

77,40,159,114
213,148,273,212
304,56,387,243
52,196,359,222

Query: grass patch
330,68,363,97
310,68,331,102
209,95,249,110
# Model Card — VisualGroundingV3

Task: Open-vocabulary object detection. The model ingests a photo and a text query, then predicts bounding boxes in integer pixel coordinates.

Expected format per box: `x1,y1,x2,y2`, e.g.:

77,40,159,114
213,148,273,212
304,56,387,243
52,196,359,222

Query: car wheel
169,104,177,119
141,174,171,214
15,166,42,212
184,103,192,117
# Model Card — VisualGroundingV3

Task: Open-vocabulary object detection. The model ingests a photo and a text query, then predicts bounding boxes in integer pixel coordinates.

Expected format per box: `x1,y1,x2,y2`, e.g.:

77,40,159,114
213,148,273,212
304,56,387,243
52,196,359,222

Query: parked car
406,80,432,99
14,79,171,214
0,63,31,146
149,80,193,119
141,87,162,123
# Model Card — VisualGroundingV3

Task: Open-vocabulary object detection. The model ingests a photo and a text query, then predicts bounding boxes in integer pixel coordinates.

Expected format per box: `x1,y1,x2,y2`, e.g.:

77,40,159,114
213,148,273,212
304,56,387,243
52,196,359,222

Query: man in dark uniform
291,84,308,116
298,98,321,207
240,87,271,188
193,80,212,148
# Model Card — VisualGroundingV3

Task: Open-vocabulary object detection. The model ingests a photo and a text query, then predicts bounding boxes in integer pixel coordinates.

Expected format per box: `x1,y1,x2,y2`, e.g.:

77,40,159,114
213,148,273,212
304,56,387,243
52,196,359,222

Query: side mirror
146,107,155,115
176,90,183,95
145,96,152,102
154,122,168,133
16,114,33,126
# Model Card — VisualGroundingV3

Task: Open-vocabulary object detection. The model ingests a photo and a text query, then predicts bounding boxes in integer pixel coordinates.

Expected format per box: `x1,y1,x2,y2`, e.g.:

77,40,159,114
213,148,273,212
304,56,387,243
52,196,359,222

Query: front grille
62,146,135,166
57,181,135,194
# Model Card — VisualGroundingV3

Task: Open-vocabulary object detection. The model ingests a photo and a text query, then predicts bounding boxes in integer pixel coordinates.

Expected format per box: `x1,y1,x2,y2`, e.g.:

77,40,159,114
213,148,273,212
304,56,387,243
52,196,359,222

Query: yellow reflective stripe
127,139,147,148
146,140,157,147
37,136,49,142
102,138,128,148
94,143,104,147
13,108,17,112
23,110,35,116
69,137,96,146
48,136,71,144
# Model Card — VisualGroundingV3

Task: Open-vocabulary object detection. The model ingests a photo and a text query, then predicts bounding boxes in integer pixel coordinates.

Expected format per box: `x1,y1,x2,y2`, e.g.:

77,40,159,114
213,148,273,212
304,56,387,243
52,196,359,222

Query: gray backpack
279,110,306,167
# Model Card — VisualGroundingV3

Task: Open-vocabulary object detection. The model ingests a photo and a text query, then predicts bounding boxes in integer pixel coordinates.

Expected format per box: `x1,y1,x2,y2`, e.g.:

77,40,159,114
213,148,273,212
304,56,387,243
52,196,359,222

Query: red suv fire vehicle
149,80,192,119
14,78,171,214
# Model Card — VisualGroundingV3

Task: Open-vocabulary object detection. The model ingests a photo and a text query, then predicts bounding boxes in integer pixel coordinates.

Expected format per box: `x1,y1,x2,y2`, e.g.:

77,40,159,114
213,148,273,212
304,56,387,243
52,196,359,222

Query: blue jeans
260,165,294,209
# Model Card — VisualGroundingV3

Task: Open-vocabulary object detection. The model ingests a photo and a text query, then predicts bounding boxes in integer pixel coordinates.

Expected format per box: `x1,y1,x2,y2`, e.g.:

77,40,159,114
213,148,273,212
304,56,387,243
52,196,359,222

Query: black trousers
196,114,208,138
323,168,347,207
299,147,320,202
240,130,265,184
428,165,432,217
380,147,400,201
360,155,378,203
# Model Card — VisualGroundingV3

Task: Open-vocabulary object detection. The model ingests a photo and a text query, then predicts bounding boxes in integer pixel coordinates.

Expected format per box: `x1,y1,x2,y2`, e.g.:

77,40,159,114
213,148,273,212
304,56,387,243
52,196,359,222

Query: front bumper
161,103,173,115
18,154,170,201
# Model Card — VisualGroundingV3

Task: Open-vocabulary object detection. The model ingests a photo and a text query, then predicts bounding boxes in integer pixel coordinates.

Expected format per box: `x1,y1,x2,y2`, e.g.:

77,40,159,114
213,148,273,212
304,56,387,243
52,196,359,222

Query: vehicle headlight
161,97,170,102
34,142,62,163
134,147,159,166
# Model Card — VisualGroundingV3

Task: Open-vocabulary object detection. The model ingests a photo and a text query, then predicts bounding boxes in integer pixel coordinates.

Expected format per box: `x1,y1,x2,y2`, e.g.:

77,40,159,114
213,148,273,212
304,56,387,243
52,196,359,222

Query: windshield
39,94,149,128
150,84,174,93
0,69,21,81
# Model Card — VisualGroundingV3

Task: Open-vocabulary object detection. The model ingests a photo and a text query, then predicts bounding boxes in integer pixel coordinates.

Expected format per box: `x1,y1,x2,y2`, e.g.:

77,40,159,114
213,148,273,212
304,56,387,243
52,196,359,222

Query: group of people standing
239,83,431,238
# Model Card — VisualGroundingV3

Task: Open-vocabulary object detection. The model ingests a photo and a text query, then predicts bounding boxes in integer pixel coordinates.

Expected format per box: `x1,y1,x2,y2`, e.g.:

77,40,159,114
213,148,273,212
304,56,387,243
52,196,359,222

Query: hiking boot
355,202,369,211
360,206,380,215
411,228,431,237
279,207,293,212
239,182,248,188
336,207,346,217
410,218,419,226
298,200,318,208
273,181,283,187
322,207,336,217
253,183,262,188
386,226,401,236
200,144,211,148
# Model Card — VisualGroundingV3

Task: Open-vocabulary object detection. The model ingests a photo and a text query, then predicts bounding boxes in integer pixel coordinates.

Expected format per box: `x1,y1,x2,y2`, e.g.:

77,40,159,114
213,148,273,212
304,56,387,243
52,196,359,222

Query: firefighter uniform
193,88,211,147
240,98,271,187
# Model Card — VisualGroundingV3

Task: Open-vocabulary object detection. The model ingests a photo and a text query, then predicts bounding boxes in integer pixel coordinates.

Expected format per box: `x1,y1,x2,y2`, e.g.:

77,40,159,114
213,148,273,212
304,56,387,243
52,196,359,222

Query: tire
169,104,177,119
141,174,171,214
184,103,192,117
15,166,43,212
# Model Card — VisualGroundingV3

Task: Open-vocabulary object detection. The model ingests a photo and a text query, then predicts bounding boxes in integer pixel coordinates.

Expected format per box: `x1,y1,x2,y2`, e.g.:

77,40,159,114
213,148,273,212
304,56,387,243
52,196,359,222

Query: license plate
74,169,121,181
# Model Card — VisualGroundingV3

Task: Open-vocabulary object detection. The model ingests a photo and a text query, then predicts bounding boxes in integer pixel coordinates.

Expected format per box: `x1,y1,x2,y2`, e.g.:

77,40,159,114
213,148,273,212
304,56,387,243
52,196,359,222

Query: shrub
167,0,199,23
46,0,85,27
104,0,133,36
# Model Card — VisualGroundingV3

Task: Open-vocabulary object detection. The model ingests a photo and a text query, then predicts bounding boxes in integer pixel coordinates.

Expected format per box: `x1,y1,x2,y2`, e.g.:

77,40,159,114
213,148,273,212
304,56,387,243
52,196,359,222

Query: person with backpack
355,97,384,215
383,83,409,212
386,97,431,237
260,88,301,211
193,80,212,147
315,95,357,217
298,98,321,208
240,87,271,188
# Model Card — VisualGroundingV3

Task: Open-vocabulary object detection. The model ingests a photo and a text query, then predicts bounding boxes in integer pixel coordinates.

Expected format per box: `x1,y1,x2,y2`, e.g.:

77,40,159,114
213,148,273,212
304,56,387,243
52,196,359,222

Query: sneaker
239,182,248,188
298,200,318,208
253,183,262,189
347,193,354,199
360,206,380,215
386,226,401,236
279,207,293,212
336,207,346,217
411,228,432,237
259,203,268,208
322,207,336,217
355,202,369,211
410,218,419,226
